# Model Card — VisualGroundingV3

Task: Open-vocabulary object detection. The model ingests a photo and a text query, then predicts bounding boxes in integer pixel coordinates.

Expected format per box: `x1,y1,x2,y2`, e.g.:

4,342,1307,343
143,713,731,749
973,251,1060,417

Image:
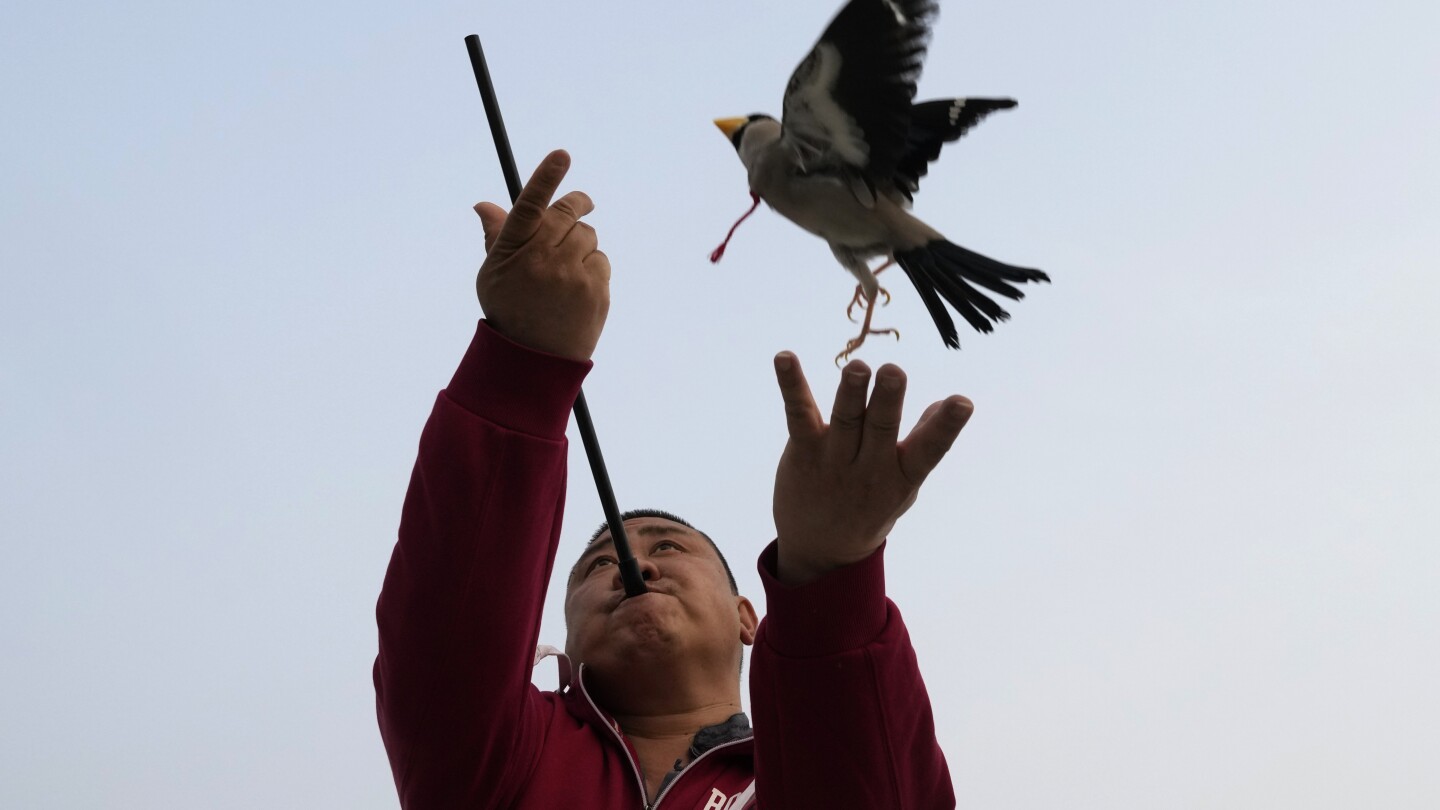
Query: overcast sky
3,0,1437,807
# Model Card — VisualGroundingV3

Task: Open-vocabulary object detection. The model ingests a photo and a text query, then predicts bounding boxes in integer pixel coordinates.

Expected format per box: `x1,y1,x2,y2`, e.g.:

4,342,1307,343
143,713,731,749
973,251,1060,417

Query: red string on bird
710,191,760,263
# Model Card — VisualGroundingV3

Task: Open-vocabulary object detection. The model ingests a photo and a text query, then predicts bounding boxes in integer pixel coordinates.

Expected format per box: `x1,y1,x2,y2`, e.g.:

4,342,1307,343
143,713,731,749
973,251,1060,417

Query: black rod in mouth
463,34,647,599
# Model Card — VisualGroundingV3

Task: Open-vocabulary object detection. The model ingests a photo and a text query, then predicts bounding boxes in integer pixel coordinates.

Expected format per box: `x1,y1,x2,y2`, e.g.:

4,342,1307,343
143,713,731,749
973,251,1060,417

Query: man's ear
736,596,759,646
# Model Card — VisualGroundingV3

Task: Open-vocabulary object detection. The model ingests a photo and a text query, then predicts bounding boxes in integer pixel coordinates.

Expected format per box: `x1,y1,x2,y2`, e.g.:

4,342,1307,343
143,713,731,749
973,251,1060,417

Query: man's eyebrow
633,524,690,540
576,535,616,567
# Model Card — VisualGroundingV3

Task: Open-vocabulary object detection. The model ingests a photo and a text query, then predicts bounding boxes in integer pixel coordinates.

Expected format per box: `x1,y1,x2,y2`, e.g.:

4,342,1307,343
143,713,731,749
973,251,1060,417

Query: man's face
563,517,756,677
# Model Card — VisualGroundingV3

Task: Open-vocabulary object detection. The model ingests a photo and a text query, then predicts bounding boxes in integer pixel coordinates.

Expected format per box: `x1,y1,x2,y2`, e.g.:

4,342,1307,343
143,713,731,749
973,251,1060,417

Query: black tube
464,34,647,599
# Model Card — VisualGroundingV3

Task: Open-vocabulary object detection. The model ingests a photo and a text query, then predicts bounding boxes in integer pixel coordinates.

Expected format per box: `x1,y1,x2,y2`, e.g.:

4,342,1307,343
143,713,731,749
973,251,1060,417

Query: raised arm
750,353,972,808
374,151,610,808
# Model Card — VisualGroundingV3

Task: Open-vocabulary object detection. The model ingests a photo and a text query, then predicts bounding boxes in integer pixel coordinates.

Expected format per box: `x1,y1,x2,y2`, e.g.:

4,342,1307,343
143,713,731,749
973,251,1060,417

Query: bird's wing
893,98,1017,202
780,0,938,188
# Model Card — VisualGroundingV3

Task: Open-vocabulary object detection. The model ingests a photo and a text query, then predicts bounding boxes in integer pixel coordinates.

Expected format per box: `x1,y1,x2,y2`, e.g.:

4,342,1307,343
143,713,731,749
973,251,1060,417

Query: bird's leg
835,289,901,365
845,285,892,321
845,256,896,322
709,191,761,263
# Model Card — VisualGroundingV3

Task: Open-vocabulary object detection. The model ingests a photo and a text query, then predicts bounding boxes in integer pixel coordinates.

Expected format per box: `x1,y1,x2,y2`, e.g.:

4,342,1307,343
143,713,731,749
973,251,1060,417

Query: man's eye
654,541,681,552
590,557,616,571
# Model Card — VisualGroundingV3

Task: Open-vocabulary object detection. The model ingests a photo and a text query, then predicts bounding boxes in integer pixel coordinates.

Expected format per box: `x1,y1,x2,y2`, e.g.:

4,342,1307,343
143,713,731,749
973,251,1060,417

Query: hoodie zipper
575,666,754,810
649,736,753,809
575,669,652,807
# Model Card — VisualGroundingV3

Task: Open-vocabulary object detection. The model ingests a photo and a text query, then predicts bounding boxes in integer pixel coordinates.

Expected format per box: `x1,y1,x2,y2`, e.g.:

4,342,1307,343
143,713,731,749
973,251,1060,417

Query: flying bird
712,0,1049,362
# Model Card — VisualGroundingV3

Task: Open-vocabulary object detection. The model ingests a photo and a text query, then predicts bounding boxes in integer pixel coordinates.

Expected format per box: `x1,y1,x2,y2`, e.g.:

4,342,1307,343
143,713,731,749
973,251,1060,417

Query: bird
711,0,1049,362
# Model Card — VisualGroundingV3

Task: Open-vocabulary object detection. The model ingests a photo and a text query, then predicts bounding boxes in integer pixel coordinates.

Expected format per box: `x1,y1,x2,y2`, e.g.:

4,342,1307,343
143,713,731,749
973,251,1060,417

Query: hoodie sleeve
374,320,590,809
749,541,955,809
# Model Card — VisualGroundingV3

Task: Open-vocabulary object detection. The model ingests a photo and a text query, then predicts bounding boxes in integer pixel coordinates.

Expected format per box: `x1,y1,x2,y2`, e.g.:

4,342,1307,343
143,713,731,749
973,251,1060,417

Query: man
375,150,975,808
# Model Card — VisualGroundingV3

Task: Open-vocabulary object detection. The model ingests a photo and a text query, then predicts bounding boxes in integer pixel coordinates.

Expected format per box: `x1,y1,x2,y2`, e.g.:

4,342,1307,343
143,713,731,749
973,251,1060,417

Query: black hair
580,508,738,594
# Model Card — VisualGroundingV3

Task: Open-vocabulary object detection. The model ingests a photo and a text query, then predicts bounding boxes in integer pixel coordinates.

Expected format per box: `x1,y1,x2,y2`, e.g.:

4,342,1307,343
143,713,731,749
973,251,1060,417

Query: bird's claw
845,285,892,323
833,327,901,366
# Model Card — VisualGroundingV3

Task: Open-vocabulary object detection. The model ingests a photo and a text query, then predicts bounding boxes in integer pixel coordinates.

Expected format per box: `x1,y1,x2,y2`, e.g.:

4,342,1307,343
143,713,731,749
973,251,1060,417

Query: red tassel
710,192,761,263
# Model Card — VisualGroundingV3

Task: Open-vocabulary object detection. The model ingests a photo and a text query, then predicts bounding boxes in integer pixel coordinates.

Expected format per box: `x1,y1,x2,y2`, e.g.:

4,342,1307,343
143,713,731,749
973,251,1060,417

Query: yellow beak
713,117,749,139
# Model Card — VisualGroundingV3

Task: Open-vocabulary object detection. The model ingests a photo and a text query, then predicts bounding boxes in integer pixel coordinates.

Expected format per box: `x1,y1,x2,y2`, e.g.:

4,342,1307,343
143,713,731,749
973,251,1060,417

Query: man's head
562,510,757,701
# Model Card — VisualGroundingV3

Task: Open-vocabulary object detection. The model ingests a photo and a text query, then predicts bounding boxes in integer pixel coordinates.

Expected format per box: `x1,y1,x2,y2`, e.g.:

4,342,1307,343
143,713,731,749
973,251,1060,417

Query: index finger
498,149,571,245
774,352,823,442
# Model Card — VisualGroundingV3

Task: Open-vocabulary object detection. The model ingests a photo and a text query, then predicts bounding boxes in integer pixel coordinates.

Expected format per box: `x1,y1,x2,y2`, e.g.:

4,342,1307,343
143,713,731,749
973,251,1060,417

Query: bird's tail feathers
894,240,1049,349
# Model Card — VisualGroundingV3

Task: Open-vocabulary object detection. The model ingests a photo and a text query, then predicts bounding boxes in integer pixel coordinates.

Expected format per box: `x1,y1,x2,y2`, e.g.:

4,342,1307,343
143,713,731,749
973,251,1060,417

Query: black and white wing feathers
779,0,938,185
893,97,1017,202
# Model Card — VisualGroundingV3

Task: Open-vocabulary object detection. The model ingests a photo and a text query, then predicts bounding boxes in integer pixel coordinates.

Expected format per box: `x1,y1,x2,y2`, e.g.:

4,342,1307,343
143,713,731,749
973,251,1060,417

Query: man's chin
584,638,680,688
610,608,685,654
572,596,686,670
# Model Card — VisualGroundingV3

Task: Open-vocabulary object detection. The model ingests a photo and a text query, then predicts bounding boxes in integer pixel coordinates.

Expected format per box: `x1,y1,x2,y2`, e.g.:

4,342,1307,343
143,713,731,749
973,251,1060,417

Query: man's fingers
859,364,906,460
910,399,946,436
583,249,611,282
774,352,823,442
498,149,571,245
474,202,506,252
558,220,599,259
898,395,974,485
827,360,871,462
549,190,595,234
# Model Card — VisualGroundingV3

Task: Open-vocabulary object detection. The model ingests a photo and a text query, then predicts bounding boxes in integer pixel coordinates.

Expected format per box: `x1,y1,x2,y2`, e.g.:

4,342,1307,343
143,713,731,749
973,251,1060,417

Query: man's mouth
611,588,666,611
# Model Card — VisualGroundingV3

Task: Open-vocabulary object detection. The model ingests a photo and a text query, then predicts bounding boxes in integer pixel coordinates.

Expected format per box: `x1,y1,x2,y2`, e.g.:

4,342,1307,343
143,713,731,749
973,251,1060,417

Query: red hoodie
375,321,955,808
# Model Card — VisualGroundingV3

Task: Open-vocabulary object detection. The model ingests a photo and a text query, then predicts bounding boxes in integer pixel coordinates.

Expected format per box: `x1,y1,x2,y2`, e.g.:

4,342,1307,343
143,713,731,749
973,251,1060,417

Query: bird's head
713,114,778,152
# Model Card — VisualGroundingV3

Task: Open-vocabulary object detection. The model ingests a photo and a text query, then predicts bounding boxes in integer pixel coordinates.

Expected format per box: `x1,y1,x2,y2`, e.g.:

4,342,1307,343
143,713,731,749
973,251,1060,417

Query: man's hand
771,352,974,586
474,150,610,361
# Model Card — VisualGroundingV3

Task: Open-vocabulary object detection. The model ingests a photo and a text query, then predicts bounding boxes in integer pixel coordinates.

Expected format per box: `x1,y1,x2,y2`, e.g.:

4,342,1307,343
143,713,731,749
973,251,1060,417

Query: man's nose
612,555,661,589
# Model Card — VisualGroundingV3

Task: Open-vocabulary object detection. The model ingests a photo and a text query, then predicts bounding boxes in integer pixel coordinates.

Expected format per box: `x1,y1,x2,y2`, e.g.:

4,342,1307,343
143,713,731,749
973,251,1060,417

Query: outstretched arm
751,353,971,808
375,151,611,808
771,354,972,584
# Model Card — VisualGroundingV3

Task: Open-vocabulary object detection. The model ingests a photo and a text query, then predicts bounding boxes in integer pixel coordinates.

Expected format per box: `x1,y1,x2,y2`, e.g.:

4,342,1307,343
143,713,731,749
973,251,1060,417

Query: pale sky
2,0,1438,807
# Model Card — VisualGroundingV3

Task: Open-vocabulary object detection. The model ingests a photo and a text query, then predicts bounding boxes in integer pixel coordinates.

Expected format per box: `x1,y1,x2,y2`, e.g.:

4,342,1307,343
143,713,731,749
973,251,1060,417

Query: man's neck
613,702,744,803
583,651,739,718
614,700,744,741
579,655,745,799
